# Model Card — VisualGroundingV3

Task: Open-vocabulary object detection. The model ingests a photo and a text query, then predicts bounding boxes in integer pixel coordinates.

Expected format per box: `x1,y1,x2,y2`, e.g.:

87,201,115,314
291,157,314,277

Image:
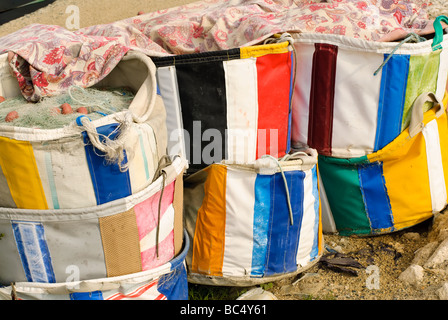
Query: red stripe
255,51,292,159
308,43,338,156
107,279,160,300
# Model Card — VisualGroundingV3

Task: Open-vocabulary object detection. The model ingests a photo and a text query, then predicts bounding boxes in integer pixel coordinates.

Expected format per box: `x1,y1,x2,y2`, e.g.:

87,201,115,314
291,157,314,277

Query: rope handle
75,112,133,171
260,154,294,226
432,15,448,51
409,92,444,138
374,33,426,76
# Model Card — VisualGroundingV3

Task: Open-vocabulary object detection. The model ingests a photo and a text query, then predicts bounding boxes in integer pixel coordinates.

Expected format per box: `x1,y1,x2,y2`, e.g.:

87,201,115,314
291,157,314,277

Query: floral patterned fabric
0,0,437,101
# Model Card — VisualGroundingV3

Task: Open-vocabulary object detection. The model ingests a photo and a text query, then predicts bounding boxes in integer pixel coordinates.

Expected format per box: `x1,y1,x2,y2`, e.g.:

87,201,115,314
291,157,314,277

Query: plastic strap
432,15,448,51
409,92,444,138
75,115,90,126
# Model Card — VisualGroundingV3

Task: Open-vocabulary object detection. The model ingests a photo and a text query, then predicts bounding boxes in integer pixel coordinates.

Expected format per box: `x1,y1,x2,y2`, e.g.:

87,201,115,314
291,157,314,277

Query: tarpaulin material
184,150,323,286
319,92,448,236
0,157,187,284
154,41,293,173
0,230,189,300
292,30,448,157
0,51,167,210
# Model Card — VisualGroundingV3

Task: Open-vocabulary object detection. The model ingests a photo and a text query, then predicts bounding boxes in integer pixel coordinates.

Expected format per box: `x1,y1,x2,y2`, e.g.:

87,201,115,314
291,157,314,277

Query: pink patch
134,181,175,240
141,230,175,270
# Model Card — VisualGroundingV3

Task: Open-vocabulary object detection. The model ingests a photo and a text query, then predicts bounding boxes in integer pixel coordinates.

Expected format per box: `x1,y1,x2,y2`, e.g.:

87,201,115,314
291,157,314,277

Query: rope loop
260,154,294,226
374,32,426,76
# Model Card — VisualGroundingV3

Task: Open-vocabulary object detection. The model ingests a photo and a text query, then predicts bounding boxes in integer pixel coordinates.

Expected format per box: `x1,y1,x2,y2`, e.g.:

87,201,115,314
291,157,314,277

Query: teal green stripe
318,155,370,236
44,151,59,209
138,129,150,181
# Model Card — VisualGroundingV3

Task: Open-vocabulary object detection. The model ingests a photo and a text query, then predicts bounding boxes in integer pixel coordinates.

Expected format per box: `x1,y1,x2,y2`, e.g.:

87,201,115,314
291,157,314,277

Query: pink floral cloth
0,0,438,101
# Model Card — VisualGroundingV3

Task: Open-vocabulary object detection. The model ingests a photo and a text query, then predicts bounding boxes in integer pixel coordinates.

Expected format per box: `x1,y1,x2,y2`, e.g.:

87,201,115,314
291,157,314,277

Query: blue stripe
250,175,272,277
158,261,188,300
265,171,305,276
374,54,410,151
83,123,132,205
70,291,104,300
159,230,189,300
358,162,394,231
12,221,55,283
310,166,320,260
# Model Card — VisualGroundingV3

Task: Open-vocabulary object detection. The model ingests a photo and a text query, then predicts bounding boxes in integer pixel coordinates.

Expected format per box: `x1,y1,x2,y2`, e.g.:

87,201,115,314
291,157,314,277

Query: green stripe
45,151,59,209
138,129,150,181
318,155,371,236
402,51,440,130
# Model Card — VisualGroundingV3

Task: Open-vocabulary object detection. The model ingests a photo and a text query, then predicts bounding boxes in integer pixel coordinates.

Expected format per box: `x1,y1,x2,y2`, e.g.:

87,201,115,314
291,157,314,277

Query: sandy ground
1,0,448,301
0,0,200,37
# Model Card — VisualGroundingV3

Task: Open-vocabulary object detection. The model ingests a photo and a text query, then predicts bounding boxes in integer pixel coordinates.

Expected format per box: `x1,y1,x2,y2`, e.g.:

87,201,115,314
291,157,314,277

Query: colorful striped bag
153,39,295,173
0,50,168,210
0,156,187,285
291,16,448,158
183,150,323,286
0,231,189,300
319,92,448,236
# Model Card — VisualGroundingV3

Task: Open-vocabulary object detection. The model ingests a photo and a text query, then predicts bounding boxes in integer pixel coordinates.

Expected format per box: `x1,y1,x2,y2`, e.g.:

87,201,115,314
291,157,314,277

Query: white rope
260,154,294,226
78,111,134,172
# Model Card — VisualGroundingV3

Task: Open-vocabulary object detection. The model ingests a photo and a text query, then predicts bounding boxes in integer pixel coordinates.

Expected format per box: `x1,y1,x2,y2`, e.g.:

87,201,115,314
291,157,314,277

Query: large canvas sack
292,16,448,158
184,150,323,286
0,50,168,210
319,92,448,236
0,231,189,300
0,157,187,285
153,39,295,174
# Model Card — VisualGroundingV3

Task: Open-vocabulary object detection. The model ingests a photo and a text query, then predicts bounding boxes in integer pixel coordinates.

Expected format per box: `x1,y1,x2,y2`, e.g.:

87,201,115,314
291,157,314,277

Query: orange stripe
191,164,227,276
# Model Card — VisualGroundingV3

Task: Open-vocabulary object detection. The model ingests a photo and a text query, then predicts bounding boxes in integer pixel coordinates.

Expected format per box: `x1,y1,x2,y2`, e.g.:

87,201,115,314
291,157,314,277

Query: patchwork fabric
0,157,187,285
154,41,294,173
184,152,323,285
0,52,164,210
292,32,448,157
0,231,189,300
319,93,448,236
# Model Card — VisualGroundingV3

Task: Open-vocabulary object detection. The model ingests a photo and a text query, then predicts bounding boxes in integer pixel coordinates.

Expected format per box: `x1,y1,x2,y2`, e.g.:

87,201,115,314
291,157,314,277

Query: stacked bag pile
0,51,190,300
153,36,324,286
0,0,447,299
291,15,448,236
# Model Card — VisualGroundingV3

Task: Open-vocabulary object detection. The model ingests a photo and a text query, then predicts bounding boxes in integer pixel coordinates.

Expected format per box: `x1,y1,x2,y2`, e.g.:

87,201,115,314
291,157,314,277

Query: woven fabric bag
0,157,187,284
183,150,323,286
319,92,448,236
0,231,189,300
292,16,448,158
153,39,295,174
0,50,167,210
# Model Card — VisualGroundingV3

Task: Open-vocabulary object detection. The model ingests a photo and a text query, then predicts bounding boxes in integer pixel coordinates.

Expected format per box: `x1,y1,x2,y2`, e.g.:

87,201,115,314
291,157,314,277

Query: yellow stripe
444,91,448,113
191,164,227,276
240,41,289,59
367,102,447,230
0,137,47,209
439,91,448,204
